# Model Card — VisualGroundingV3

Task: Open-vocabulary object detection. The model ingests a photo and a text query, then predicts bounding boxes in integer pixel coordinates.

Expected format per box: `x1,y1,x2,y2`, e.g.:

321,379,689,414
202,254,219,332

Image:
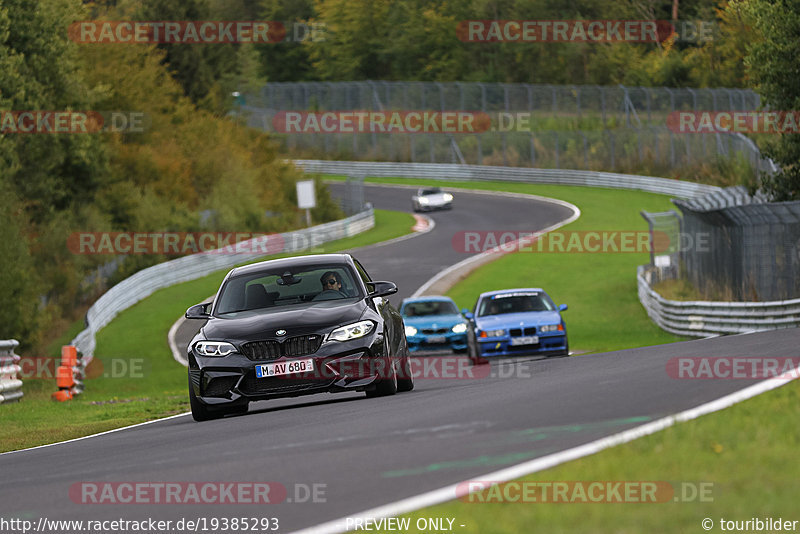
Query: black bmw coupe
185,254,413,421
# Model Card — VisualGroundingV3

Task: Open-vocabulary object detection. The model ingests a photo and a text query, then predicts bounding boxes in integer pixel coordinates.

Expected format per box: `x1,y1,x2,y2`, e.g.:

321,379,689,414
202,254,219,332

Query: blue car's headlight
479,329,505,338
328,320,375,342
405,325,418,337
194,341,236,357
452,323,467,334
539,324,564,333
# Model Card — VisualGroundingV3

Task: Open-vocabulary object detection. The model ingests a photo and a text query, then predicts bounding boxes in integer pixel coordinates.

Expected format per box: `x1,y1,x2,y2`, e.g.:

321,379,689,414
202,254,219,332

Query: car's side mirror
186,302,211,319
368,281,398,298
463,310,474,320
558,304,568,312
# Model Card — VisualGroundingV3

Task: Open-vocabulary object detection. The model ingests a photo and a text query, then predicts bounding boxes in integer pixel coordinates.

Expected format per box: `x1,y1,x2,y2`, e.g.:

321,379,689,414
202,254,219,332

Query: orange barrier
51,345,84,402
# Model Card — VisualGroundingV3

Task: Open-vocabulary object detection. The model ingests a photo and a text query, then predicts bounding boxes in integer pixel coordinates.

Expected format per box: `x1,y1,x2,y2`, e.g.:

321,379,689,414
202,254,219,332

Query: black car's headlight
194,341,237,357
327,320,375,342
539,324,564,333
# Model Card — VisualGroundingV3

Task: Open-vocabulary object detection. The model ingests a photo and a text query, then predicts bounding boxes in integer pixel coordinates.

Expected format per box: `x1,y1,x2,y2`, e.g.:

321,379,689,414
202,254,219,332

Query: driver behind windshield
320,271,342,292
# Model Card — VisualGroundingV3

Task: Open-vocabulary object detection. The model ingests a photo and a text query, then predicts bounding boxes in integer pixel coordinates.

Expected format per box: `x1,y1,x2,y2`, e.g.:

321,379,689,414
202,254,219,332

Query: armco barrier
637,265,800,337
293,160,722,199
71,209,375,364
0,339,23,404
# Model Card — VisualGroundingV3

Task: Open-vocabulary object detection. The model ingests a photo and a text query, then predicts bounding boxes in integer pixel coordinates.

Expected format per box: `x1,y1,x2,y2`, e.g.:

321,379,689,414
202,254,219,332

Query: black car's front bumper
189,333,391,405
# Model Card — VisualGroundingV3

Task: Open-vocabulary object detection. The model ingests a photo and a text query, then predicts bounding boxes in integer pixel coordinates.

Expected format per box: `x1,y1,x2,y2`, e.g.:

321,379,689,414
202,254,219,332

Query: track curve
2,185,796,534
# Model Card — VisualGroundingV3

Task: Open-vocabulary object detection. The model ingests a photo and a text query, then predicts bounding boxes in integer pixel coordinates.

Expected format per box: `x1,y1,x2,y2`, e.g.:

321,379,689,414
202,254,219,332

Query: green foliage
736,0,800,200
0,0,343,352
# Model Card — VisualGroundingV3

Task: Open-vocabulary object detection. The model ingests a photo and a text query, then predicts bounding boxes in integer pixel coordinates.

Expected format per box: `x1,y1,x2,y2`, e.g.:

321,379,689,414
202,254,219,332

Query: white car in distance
411,187,454,212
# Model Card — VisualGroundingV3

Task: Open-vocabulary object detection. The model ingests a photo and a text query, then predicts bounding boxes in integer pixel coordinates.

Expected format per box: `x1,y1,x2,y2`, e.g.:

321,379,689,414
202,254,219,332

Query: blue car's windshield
477,293,555,317
403,300,458,317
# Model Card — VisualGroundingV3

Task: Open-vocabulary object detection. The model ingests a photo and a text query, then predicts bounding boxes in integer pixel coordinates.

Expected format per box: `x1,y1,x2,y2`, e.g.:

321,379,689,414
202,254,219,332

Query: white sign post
296,180,317,227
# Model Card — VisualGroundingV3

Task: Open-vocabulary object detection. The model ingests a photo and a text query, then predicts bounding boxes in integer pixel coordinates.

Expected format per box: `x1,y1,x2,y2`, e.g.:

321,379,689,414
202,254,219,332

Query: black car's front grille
283,335,323,357
509,327,537,337
241,334,323,361
421,327,449,334
203,376,239,397
242,340,281,361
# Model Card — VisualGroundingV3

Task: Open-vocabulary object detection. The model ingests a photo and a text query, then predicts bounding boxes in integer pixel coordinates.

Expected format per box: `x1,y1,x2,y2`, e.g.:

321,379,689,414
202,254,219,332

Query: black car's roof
227,253,355,279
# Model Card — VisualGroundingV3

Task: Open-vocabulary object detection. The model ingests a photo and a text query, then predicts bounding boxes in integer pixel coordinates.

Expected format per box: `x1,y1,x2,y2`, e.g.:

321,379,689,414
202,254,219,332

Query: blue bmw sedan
466,289,568,358
400,296,469,353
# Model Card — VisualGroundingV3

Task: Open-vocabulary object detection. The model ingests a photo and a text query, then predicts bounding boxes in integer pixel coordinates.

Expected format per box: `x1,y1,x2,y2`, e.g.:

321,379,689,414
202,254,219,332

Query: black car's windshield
215,264,361,314
477,293,555,317
402,300,458,317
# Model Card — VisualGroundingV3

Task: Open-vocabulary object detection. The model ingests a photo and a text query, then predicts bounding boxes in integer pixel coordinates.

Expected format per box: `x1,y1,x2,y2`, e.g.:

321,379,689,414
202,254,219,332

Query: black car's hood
203,299,368,342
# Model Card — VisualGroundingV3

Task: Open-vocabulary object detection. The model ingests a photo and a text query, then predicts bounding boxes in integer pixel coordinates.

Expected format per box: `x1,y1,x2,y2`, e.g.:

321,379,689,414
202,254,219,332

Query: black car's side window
353,259,372,292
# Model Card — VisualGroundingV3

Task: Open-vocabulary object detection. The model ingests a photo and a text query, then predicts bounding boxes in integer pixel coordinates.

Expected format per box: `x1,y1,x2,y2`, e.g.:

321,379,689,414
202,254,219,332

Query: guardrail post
0,339,23,404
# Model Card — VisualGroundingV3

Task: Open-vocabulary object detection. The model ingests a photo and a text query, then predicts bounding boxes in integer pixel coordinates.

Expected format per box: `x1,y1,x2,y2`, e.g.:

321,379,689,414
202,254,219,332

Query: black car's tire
366,348,398,397
189,375,222,422
188,375,247,421
397,356,414,392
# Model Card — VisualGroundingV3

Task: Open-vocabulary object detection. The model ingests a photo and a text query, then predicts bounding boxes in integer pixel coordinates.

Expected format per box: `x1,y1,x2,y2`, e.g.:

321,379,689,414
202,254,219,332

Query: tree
736,0,800,200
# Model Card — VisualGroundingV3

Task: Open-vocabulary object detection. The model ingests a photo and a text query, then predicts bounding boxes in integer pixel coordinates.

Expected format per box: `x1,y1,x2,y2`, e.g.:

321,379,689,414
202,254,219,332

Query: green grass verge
400,379,800,533
330,175,686,353
0,209,415,453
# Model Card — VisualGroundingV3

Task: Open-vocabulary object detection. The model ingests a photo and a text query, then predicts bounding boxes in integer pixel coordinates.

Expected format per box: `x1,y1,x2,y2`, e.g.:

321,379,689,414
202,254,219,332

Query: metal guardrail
0,339,23,404
71,209,375,363
293,160,721,199
637,265,800,337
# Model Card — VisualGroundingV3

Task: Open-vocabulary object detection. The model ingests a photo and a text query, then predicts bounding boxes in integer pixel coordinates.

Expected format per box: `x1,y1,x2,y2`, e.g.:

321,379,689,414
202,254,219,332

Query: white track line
295,364,800,534
0,412,190,456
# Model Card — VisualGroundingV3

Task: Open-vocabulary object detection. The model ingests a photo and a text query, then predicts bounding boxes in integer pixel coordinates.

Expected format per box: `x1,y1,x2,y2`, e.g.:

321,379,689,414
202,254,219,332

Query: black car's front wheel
367,337,399,397
189,375,248,421
397,356,414,392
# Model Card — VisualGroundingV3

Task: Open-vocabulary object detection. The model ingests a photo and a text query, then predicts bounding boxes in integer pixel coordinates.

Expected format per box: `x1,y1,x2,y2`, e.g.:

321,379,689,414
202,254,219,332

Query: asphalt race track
2,185,797,533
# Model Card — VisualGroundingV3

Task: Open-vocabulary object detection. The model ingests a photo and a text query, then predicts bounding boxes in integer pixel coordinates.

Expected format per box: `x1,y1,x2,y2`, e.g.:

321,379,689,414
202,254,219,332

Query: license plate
427,335,447,344
510,336,539,346
255,359,314,378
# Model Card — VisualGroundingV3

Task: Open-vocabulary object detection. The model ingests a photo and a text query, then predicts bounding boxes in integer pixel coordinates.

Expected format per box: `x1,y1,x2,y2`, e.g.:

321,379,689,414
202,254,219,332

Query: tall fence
0,340,23,404
238,82,770,176
673,187,800,301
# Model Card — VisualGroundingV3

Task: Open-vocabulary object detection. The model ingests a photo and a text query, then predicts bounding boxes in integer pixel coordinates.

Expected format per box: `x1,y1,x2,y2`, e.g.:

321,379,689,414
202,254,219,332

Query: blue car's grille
509,327,537,337
241,335,323,361
422,327,449,334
